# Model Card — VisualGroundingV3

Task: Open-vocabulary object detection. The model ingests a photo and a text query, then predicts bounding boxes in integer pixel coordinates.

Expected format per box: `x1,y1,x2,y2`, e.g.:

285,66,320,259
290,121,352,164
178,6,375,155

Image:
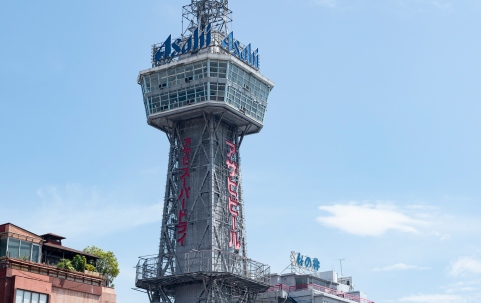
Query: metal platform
136,250,270,302
147,101,263,136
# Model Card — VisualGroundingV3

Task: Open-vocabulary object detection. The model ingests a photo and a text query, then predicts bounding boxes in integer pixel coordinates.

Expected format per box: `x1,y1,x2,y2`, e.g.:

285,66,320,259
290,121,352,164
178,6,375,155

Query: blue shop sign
292,251,320,271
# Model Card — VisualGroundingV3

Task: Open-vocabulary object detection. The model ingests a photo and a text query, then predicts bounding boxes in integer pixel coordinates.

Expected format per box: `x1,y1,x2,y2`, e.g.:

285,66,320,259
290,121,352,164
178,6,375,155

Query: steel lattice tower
135,1,274,302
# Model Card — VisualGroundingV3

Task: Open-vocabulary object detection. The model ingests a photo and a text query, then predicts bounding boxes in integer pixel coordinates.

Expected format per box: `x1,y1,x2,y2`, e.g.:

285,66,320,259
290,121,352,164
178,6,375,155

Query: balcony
136,250,270,290
0,256,104,287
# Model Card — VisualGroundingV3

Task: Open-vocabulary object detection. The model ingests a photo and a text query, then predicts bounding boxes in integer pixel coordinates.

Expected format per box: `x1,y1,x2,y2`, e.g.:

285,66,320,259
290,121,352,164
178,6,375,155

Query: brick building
0,223,116,303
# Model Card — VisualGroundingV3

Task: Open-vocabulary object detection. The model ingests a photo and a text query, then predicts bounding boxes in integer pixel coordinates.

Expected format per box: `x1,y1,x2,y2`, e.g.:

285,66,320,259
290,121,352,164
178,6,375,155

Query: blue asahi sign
154,24,212,62
221,32,259,69
153,24,260,69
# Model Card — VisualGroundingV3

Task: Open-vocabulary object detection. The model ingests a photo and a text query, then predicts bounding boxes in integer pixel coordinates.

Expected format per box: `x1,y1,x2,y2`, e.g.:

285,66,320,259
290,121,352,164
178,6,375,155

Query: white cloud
397,281,481,303
28,184,163,236
445,280,481,294
316,202,428,236
398,294,464,303
449,257,481,276
372,263,429,271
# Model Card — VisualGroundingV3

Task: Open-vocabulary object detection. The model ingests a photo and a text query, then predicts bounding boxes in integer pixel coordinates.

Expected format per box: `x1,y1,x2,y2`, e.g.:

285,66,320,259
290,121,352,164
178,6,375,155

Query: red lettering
226,140,242,250
229,230,241,250
177,137,192,247
178,209,188,221
227,160,237,177
177,221,187,233
228,178,238,197
226,140,236,158
177,233,186,246
184,138,192,146
229,196,239,217
180,167,190,179
178,187,191,200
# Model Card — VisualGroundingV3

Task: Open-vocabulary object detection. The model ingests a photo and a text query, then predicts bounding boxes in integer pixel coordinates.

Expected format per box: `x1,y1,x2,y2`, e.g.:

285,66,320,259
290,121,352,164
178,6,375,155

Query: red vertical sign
177,138,192,246
226,140,241,250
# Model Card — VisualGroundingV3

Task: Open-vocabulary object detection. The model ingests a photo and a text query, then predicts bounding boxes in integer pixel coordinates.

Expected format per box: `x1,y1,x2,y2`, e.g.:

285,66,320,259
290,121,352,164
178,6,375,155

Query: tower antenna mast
182,0,232,36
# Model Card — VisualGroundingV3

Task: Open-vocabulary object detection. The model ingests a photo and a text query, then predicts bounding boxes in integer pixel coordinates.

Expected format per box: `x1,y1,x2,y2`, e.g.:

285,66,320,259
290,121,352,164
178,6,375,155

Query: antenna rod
336,258,345,276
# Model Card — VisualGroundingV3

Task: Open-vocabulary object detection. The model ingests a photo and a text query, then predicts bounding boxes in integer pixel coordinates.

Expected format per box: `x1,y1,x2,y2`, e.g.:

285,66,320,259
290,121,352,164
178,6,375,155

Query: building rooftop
40,233,66,240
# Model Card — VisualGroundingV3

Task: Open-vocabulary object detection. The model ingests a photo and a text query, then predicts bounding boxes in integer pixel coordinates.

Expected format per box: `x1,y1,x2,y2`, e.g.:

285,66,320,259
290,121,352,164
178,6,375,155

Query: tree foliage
71,254,87,272
85,263,97,272
57,258,75,271
83,246,119,287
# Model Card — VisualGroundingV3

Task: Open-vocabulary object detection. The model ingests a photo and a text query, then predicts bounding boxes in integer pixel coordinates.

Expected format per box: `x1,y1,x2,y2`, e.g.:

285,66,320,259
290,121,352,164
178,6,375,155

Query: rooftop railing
289,283,375,303
136,250,270,285
0,257,104,287
264,284,287,293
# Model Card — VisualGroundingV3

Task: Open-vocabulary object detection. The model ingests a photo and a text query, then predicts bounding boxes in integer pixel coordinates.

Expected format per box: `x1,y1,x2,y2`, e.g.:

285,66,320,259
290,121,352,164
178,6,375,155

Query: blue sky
1,1,480,302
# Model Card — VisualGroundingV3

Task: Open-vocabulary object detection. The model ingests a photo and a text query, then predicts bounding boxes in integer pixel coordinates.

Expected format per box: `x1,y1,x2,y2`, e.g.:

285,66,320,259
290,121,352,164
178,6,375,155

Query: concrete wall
277,273,297,288
51,287,99,303
13,269,52,295
0,266,116,303
347,290,367,299
318,270,337,283
0,268,13,303
99,287,116,303
3,224,43,244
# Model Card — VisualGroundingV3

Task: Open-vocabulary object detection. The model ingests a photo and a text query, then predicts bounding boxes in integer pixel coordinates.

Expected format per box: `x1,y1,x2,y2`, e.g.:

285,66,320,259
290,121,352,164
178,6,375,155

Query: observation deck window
209,60,227,78
142,61,208,95
141,59,270,124
210,83,226,102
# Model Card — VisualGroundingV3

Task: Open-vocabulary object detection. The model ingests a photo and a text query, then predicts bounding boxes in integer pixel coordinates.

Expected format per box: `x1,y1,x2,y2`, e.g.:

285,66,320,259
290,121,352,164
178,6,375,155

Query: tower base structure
135,111,270,303
136,250,269,303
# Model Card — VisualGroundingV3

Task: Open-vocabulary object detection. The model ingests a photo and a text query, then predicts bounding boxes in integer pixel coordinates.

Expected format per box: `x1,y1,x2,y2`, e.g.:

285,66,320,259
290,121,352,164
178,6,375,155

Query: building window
20,241,32,260
0,237,7,256
15,289,48,303
32,245,40,263
4,238,41,263
8,238,20,259
295,277,308,289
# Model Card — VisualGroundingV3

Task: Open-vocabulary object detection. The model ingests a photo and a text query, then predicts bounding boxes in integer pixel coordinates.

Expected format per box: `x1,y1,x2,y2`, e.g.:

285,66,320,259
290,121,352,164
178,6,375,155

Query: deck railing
264,284,287,292
136,250,270,285
0,257,104,287
289,283,375,303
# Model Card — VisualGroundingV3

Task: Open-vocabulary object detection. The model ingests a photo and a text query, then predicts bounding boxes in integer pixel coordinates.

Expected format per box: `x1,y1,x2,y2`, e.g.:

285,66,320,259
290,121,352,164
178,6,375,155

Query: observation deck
135,250,270,296
138,52,274,135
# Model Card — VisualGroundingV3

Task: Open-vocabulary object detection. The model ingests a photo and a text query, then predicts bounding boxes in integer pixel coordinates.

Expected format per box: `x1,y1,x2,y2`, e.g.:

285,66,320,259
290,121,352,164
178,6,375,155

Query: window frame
15,289,48,303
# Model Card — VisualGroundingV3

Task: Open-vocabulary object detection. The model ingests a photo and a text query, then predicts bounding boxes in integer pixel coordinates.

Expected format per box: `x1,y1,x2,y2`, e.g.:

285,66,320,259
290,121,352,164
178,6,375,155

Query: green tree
83,246,119,287
56,258,74,271
71,254,87,272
